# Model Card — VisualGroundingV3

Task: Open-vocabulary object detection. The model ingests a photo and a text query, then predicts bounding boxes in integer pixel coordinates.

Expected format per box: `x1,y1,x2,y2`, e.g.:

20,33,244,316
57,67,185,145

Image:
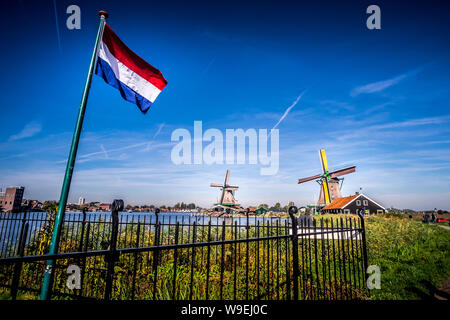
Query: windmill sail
211,170,240,208
297,149,356,206
298,173,322,184
329,166,356,178
319,149,331,204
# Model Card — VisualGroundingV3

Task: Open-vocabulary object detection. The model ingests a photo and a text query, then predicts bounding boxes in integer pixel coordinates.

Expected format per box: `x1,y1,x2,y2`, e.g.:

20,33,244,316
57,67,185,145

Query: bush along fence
0,202,369,300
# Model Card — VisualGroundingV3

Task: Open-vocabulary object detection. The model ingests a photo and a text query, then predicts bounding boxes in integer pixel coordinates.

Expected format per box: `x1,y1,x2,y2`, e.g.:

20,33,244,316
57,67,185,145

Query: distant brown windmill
210,170,241,211
298,149,356,206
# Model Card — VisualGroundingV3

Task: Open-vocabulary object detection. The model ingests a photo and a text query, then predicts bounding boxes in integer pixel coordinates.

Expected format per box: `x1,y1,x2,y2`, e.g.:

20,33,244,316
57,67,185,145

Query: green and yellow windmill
298,149,356,206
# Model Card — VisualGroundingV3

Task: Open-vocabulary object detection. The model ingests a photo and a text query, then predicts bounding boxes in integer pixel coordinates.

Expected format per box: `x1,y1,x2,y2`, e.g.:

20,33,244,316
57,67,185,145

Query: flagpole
40,10,108,300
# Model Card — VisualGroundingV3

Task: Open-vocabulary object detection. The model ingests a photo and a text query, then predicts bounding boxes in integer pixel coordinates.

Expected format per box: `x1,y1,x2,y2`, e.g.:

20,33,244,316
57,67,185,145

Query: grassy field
364,214,450,299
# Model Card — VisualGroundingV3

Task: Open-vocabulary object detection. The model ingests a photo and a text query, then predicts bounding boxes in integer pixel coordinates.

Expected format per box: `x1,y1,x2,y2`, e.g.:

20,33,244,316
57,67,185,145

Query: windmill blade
322,178,332,204
225,186,239,191
219,187,226,205
298,173,322,184
219,171,228,204
329,166,356,179
319,149,330,174
224,169,230,185
210,183,223,187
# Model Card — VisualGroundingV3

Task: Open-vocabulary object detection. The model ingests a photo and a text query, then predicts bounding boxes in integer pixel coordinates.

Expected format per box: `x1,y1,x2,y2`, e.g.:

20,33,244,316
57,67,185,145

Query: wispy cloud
370,115,450,130
419,140,450,145
58,142,149,164
336,115,450,142
270,90,307,134
8,121,42,141
363,101,395,114
350,67,423,97
320,100,354,112
351,74,407,96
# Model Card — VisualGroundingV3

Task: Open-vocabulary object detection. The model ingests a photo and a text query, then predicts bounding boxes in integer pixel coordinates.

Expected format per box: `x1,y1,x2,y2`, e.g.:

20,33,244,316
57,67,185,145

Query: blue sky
1,0,449,210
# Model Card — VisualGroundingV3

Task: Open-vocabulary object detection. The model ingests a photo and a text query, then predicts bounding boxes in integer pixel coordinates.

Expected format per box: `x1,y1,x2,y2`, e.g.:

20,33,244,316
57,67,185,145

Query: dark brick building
0,186,25,213
321,192,385,215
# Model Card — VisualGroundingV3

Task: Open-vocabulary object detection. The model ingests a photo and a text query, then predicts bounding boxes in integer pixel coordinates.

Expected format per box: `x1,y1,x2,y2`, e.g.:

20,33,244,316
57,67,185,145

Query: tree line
256,201,295,212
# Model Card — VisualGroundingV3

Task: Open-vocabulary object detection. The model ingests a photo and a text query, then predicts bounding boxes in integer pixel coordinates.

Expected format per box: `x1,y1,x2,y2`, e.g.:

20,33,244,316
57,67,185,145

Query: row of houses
66,202,112,212
244,192,386,216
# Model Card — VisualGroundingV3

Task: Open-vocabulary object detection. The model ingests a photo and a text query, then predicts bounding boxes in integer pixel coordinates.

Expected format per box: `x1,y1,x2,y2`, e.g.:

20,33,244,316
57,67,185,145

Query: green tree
283,201,295,212
272,202,281,211
188,203,196,209
43,201,59,215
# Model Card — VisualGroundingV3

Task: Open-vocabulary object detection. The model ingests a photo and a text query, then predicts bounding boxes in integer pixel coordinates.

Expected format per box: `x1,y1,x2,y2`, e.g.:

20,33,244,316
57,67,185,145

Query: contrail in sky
153,123,165,138
269,90,307,136
100,144,109,159
53,0,62,54
144,123,166,151
201,57,216,77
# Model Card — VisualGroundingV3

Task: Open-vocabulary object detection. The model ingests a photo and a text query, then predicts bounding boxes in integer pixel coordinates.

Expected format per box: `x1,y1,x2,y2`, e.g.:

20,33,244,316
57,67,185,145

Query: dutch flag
95,24,168,113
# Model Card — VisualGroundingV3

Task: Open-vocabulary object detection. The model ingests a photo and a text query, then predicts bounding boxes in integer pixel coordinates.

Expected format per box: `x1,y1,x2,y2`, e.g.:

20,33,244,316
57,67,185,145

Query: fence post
152,218,161,300
245,208,250,299
78,207,88,253
11,222,29,300
77,207,88,298
246,208,250,230
155,207,160,225
288,206,299,300
79,221,90,299
357,210,369,286
131,221,141,300
16,211,28,256
104,199,123,300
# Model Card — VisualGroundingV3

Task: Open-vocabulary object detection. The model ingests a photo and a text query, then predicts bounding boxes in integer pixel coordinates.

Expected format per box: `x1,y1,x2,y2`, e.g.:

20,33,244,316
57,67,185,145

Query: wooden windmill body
298,149,356,206
210,170,242,212
317,179,342,205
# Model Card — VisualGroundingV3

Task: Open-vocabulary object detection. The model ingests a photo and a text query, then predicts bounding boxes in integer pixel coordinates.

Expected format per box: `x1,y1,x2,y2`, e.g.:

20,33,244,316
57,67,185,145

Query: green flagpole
40,10,108,300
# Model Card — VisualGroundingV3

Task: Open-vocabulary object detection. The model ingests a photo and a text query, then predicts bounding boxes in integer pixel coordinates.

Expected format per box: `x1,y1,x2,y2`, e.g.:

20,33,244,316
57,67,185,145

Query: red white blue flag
95,24,168,113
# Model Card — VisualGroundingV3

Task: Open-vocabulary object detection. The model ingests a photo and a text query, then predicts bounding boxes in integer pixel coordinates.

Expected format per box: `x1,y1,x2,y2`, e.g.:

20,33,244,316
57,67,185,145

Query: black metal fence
0,205,368,300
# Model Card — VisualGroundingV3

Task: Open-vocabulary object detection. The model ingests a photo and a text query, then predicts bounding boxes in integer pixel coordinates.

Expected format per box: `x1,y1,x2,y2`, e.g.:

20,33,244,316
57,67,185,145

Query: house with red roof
99,203,111,211
321,192,385,215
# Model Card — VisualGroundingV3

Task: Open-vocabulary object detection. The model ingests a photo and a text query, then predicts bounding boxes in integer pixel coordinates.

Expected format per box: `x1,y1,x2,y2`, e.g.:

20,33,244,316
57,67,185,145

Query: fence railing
0,203,368,300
